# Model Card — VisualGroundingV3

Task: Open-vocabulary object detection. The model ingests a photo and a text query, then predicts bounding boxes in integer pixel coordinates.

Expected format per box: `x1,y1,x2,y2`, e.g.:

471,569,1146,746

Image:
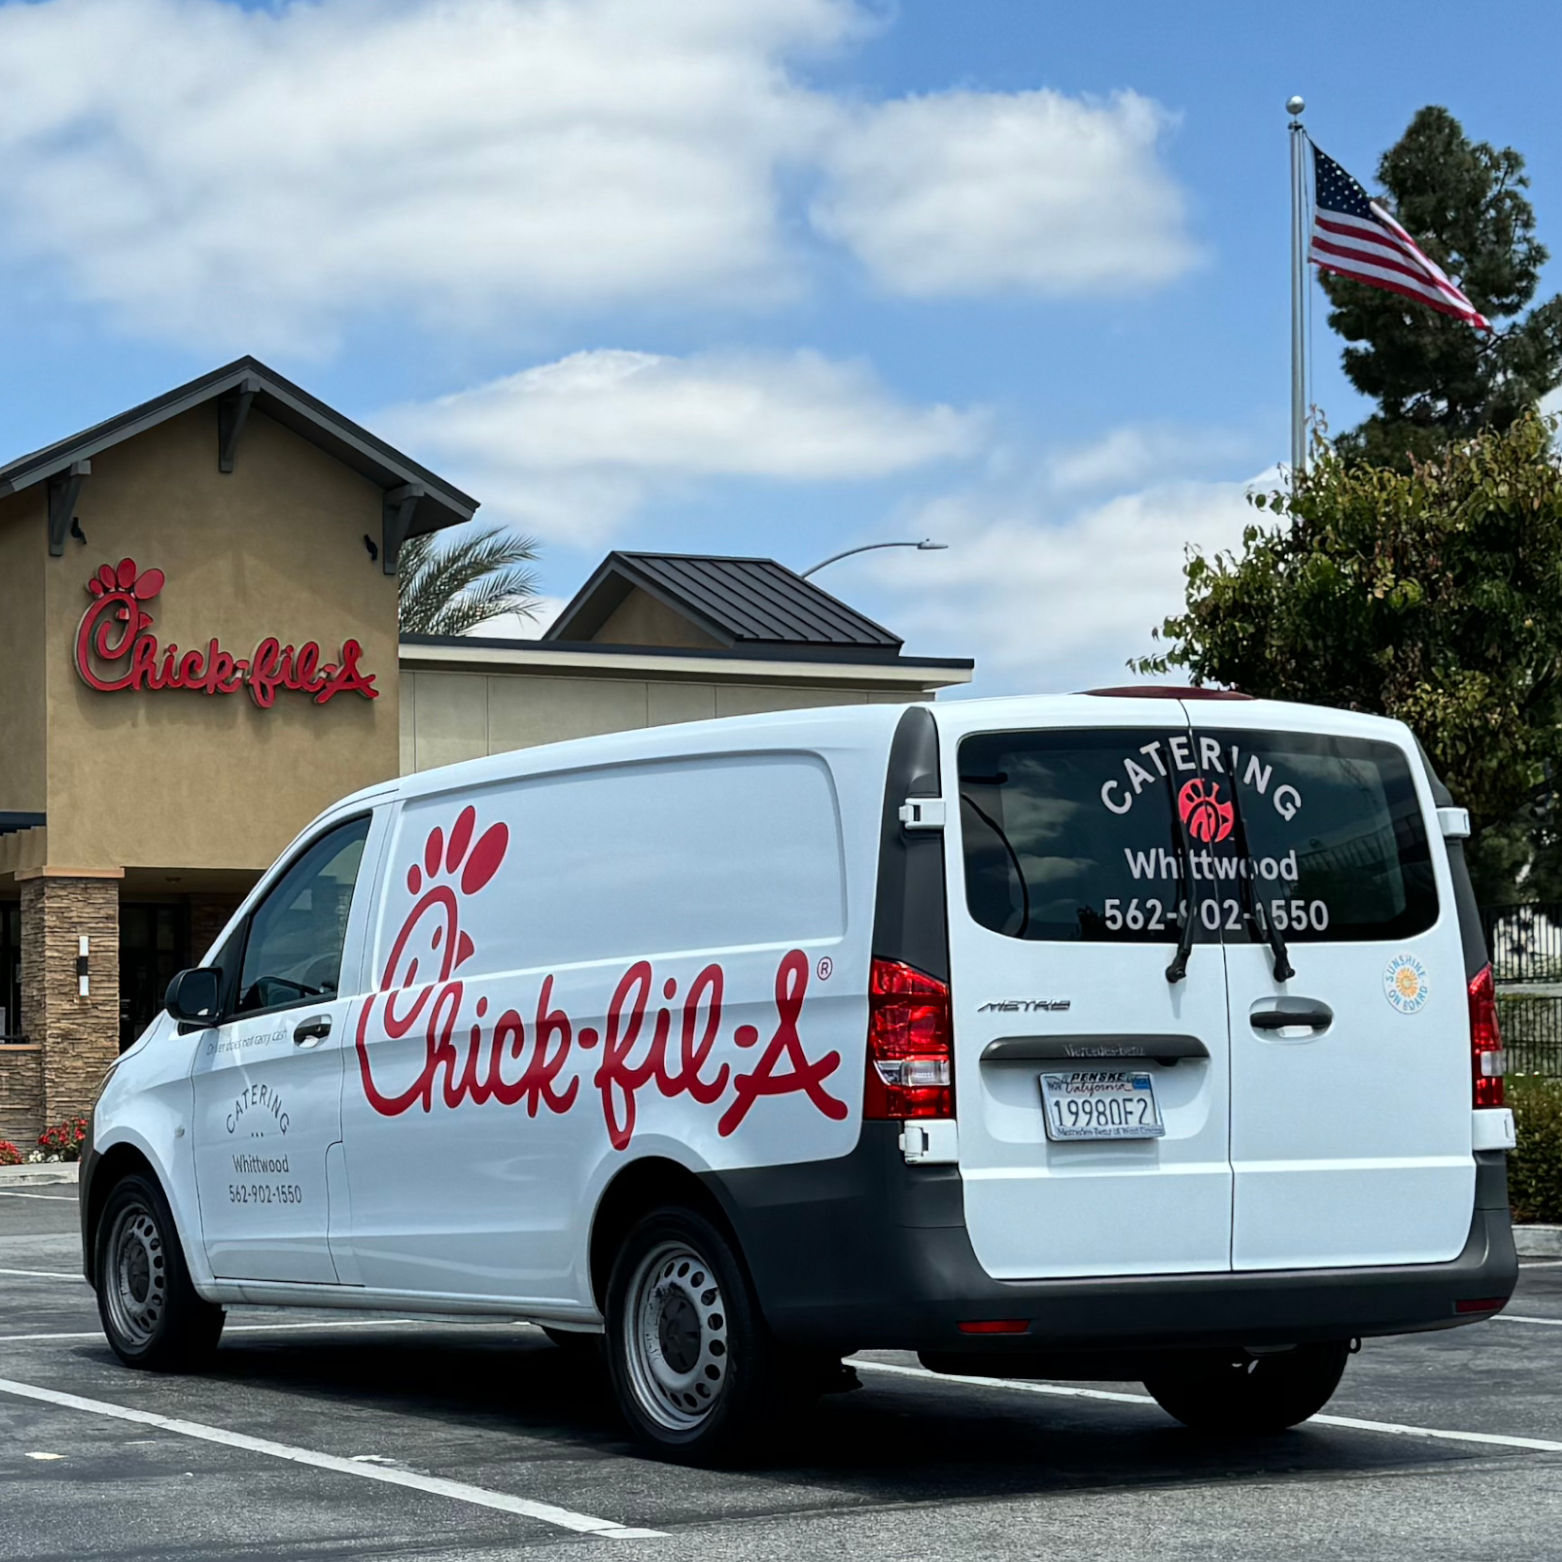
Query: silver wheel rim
104,1201,167,1349
623,1240,729,1431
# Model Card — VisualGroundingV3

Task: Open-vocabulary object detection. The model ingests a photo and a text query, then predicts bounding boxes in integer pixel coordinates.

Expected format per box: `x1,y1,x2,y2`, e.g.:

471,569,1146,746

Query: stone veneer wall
0,1046,42,1147
189,897,242,965
20,876,120,1126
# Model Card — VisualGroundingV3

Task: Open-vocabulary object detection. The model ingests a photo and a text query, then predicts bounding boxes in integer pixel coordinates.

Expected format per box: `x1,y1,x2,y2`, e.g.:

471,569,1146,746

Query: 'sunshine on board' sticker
1384,953,1430,1015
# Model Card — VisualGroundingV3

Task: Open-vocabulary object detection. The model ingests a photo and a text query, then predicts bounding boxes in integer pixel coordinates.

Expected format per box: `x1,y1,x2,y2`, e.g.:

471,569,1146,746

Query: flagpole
1288,95,1308,478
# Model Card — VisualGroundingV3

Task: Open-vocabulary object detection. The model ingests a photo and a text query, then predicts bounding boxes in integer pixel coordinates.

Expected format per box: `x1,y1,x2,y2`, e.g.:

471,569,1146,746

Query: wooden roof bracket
382,483,424,576
46,460,90,557
217,375,261,473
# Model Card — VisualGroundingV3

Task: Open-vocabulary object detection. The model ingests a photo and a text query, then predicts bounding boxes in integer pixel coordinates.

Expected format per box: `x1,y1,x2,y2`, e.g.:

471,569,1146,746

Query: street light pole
799,539,948,579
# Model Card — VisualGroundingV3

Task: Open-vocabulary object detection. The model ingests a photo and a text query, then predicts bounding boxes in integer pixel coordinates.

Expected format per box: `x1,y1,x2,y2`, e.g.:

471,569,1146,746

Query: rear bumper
703,1126,1518,1358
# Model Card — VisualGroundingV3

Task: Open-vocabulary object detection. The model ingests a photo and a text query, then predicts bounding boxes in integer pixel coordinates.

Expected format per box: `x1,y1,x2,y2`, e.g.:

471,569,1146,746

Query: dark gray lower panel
703,1129,1517,1355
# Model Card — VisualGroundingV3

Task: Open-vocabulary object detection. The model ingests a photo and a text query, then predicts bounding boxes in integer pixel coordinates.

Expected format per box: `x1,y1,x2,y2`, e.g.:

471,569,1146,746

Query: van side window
235,816,371,1013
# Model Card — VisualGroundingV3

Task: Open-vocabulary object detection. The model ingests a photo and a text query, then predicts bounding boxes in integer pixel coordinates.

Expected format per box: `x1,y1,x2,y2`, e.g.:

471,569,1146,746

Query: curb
0,1162,79,1187
1515,1224,1562,1258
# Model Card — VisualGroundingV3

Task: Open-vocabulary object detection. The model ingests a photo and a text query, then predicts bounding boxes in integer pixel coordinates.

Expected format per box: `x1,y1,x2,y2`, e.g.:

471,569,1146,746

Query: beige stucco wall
28,405,401,871
592,587,723,649
399,667,921,773
0,488,47,814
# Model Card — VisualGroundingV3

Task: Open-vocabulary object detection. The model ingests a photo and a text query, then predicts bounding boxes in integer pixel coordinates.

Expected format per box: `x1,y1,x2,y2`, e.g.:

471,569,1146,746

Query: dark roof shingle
546,551,903,651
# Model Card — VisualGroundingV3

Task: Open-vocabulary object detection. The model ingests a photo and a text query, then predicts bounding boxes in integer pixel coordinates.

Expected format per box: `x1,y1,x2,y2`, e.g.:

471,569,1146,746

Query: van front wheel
95,1173,224,1371
604,1207,779,1464
1143,1341,1350,1435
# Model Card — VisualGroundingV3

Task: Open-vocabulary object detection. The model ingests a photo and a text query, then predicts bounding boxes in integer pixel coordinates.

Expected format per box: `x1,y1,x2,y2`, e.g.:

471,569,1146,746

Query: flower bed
32,1117,90,1164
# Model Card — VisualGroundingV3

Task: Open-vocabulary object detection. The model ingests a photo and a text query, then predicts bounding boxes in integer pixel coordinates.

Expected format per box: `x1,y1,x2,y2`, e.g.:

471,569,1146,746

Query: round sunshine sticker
1384,953,1430,1015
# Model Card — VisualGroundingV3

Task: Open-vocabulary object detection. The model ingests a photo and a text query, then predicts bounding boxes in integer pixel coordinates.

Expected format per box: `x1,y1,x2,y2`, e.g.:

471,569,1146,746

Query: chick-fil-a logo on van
1176,777,1234,844
353,805,850,1149
75,558,377,707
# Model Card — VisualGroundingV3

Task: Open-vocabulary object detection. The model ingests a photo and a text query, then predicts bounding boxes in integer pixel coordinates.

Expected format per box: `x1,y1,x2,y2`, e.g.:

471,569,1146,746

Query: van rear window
957,727,1437,944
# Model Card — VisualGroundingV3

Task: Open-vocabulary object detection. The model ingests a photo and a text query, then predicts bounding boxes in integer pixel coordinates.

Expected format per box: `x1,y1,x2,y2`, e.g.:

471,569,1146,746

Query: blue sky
2,0,1558,692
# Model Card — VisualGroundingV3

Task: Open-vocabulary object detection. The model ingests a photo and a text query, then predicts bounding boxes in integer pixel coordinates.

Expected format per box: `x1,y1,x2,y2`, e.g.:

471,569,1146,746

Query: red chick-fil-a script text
74,558,377,707
354,805,849,1148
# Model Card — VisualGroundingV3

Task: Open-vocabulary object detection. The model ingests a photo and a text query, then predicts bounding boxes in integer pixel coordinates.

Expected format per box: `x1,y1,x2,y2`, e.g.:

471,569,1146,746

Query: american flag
1310,144,1491,331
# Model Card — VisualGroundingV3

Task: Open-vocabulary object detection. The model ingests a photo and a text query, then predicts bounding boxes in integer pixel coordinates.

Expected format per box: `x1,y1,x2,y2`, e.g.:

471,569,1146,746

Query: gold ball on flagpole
1286,96,1306,117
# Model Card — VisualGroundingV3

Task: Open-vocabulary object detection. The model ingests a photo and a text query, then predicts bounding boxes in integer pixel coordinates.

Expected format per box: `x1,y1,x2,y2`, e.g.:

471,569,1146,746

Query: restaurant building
0,358,972,1143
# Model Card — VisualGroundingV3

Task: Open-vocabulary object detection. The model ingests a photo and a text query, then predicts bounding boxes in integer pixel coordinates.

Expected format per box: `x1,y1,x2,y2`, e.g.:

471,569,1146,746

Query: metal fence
1496,993,1562,1077
1483,902,1562,985
1483,902,1562,1075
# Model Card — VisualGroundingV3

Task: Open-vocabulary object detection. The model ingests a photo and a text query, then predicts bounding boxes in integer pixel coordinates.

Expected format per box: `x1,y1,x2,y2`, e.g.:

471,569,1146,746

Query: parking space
5,1185,1562,1560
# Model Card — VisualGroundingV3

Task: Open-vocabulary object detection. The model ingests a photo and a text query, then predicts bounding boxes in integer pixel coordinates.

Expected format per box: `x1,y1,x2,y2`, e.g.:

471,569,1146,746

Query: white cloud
467,595,567,640
0,0,851,349
811,89,1199,297
1049,425,1250,493
0,1,1197,349
379,347,986,542
861,456,1267,694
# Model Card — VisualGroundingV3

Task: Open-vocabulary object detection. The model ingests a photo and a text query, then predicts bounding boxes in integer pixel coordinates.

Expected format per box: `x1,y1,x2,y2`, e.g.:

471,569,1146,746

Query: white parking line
1497,1314,1562,1328
0,1267,85,1282
0,1192,77,1202
855,1360,1562,1455
0,1376,663,1541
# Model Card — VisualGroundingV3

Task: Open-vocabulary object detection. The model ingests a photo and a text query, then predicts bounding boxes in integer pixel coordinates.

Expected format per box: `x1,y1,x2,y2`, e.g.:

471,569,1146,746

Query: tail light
864,958,954,1120
1468,964,1505,1109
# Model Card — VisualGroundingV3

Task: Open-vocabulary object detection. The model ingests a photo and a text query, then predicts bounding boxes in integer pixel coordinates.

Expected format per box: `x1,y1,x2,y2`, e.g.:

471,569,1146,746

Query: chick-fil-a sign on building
75,558,377,708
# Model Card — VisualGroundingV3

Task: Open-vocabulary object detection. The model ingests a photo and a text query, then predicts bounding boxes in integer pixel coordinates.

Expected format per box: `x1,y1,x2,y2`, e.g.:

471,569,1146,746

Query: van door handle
1249,999,1333,1033
293,1015,332,1045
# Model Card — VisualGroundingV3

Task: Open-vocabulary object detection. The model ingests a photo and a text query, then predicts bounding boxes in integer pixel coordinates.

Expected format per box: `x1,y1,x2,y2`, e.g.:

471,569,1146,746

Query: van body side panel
340,739,884,1303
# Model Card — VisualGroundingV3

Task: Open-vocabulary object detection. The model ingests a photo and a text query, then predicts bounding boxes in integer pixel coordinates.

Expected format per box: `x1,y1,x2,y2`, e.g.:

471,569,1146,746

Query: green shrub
1508,1075,1562,1224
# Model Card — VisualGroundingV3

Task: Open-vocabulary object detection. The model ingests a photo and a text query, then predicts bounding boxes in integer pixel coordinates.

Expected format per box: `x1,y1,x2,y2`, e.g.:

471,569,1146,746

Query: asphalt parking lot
4,1185,1561,1561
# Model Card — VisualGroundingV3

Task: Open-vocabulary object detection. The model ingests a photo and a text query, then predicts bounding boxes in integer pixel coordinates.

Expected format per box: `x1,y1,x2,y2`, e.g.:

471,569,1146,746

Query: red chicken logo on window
1177,777,1235,844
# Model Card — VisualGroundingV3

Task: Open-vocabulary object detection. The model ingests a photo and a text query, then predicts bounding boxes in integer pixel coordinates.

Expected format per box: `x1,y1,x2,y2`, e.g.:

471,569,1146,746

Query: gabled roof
546,551,904,654
0,355,478,536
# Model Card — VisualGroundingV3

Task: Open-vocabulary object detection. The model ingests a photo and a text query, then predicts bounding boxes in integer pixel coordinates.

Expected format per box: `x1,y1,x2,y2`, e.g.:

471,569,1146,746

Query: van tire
95,1173,225,1372
604,1206,784,1465
1143,1342,1350,1435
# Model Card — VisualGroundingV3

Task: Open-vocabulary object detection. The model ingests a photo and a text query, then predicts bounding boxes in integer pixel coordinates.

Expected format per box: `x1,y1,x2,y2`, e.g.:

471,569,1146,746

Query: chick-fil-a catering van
82,693,1518,1461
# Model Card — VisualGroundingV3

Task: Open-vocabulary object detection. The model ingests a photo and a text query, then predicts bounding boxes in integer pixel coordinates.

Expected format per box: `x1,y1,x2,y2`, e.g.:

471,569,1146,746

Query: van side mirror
165,967,221,1027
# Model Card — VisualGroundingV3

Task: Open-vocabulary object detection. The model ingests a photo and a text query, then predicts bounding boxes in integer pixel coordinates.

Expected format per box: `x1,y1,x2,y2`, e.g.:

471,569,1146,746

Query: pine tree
1322,106,1562,468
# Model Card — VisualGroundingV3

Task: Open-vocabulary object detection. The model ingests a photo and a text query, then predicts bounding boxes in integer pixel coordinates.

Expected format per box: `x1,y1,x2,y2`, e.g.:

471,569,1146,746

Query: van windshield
957,727,1437,944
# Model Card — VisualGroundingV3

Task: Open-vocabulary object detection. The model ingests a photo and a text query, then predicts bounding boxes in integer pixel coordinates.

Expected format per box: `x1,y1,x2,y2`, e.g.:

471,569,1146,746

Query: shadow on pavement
136,1326,1494,1506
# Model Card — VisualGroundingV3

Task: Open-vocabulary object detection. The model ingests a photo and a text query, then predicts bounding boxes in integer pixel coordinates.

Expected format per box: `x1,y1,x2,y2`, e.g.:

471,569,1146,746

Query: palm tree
397,524,542,637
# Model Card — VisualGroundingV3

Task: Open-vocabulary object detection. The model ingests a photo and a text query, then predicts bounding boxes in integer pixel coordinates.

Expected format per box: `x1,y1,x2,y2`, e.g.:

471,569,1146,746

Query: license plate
1039,1070,1164,1141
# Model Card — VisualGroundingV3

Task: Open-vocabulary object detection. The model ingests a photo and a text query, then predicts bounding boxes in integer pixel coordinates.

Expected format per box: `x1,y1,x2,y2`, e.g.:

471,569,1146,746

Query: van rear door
945,702,1233,1280
1185,704,1473,1270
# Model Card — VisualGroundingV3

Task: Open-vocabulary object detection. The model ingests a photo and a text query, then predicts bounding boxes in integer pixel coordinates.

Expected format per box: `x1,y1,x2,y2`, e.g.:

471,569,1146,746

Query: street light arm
799,539,947,578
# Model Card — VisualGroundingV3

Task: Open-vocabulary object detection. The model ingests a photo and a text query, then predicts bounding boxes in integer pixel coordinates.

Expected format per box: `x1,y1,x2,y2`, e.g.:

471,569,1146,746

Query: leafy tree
1321,106,1562,469
1140,414,1562,903
397,523,542,638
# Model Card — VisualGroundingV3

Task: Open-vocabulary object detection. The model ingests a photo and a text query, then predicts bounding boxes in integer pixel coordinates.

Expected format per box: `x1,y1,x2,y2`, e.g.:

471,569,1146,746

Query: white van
82,693,1519,1461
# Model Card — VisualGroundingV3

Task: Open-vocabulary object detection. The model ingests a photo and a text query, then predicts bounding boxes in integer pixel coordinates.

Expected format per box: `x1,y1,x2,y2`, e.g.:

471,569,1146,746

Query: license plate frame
1039,1069,1165,1142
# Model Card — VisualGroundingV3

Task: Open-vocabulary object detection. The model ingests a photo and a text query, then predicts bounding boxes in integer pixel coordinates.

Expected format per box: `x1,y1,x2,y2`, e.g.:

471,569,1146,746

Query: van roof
328,692,1417,817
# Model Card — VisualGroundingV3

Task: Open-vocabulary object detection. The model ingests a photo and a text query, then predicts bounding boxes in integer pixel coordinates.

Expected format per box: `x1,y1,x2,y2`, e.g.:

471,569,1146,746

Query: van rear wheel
95,1173,224,1371
604,1206,781,1464
1143,1341,1350,1435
